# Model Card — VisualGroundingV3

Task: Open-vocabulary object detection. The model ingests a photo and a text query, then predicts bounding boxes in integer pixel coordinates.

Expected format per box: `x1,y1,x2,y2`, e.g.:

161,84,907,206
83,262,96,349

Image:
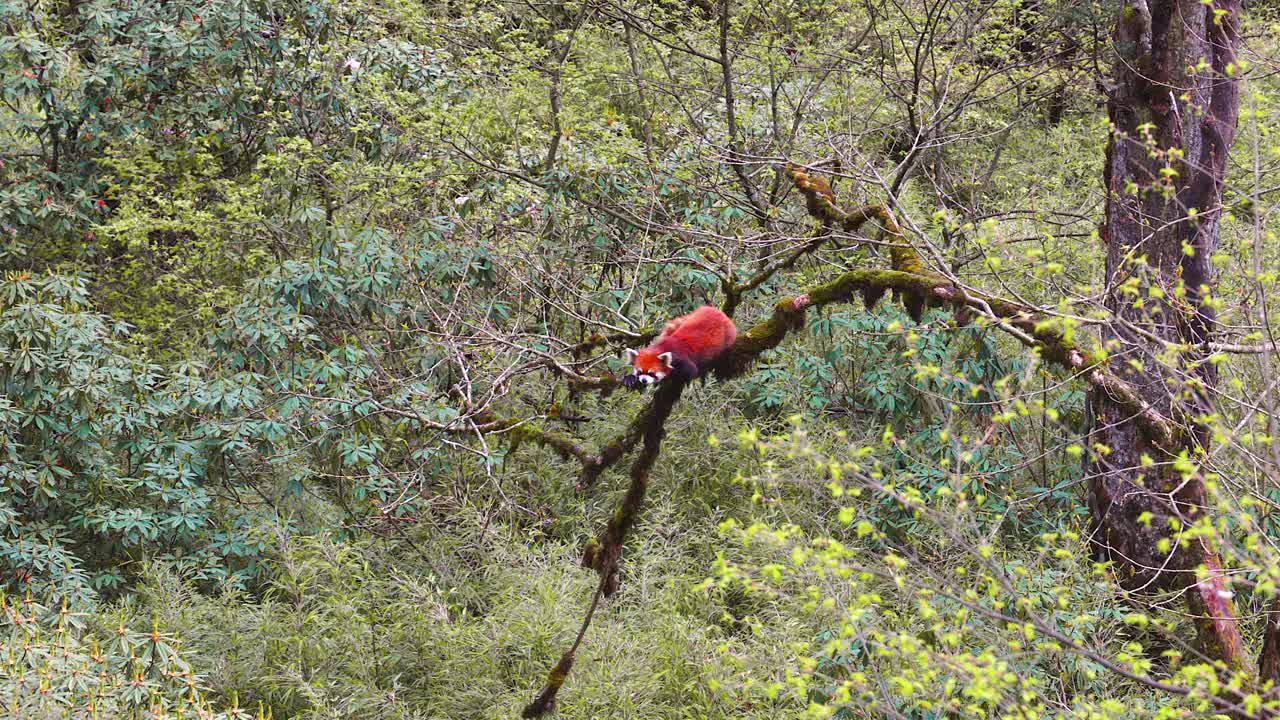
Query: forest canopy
4,0,1280,718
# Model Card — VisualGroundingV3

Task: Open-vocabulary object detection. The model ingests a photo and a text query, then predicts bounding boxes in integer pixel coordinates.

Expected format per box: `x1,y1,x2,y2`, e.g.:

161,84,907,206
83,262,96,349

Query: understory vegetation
4,0,1280,718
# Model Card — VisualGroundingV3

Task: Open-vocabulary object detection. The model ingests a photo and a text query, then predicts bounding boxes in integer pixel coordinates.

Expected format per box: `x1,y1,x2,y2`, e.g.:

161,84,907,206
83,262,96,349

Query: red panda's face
625,348,673,385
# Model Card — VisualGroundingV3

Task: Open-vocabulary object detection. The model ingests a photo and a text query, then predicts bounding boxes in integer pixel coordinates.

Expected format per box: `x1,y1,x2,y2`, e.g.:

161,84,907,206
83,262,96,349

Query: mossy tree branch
470,411,594,466
785,163,921,273
721,164,918,316
524,378,687,718
762,165,1180,452
521,164,1185,715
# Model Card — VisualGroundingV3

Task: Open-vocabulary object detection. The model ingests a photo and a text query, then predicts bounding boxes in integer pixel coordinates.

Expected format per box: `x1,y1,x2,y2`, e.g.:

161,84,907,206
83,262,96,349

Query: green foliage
123,521,800,720
0,0,1278,718
0,0,277,243
1,593,254,720
707,425,1230,719
0,273,262,604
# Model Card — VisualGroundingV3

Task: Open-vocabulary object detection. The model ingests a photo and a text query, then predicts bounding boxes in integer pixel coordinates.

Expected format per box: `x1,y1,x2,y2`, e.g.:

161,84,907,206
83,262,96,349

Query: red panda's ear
657,351,674,368
624,349,639,362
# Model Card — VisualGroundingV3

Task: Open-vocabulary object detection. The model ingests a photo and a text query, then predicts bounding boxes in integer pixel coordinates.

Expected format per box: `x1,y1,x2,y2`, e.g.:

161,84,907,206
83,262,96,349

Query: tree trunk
1089,0,1243,668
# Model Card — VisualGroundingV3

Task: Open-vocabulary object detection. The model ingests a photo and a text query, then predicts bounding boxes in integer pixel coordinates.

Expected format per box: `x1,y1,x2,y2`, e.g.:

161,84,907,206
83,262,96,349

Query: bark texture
1089,0,1243,668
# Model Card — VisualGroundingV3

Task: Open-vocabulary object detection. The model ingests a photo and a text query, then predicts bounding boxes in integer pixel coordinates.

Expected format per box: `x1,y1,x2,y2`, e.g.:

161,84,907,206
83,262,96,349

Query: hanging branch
579,379,688,593
525,379,687,717
520,583,605,718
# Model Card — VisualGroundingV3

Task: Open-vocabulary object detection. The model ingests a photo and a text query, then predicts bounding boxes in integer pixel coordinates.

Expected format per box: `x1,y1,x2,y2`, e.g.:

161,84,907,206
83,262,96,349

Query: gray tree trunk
1089,0,1244,668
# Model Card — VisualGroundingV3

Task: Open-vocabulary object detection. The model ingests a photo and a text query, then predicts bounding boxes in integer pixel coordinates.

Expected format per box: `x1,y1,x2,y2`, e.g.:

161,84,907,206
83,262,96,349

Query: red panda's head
624,348,674,386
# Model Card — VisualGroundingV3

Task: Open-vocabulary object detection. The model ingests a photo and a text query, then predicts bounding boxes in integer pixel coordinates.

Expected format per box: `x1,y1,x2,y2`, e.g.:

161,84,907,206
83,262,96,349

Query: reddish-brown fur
630,306,737,380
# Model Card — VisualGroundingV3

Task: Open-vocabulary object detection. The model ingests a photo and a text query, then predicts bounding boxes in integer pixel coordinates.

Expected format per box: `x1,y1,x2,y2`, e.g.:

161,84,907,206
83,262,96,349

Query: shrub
0,593,252,720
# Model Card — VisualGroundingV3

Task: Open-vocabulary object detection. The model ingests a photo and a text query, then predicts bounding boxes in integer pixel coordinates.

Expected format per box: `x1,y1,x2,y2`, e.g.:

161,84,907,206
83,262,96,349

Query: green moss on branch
785,163,920,273
472,412,592,464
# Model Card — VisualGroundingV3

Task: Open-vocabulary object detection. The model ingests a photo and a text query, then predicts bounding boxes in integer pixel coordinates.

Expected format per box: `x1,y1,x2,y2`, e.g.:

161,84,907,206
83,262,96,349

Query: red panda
623,306,737,388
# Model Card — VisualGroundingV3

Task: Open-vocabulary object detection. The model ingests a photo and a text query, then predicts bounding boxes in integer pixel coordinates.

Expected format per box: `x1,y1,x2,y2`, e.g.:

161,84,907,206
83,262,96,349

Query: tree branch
523,164,1193,714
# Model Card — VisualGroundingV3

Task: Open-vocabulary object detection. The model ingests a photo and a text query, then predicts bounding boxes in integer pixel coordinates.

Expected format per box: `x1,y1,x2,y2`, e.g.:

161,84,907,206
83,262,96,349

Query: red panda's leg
670,354,699,381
